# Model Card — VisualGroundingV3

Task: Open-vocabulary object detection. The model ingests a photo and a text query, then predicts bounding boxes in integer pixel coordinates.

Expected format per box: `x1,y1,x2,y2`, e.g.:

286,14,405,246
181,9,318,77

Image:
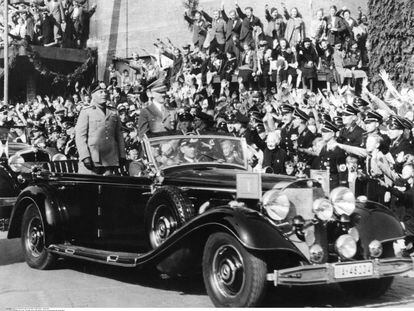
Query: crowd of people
0,2,413,243
0,0,96,49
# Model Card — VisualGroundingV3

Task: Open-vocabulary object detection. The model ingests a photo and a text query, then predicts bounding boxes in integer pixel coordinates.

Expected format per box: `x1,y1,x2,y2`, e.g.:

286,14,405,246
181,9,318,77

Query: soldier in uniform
234,113,266,151
137,79,176,137
293,108,316,165
312,120,347,190
337,104,365,147
75,82,126,175
388,115,414,173
279,104,298,159
176,111,194,134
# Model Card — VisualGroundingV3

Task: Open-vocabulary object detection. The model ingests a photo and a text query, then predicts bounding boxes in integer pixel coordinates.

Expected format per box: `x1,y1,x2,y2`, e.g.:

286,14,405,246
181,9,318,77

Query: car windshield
148,135,247,170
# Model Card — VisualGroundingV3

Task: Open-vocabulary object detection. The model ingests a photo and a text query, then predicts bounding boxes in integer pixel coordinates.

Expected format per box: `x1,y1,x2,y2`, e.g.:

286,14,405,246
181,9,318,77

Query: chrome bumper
266,257,414,286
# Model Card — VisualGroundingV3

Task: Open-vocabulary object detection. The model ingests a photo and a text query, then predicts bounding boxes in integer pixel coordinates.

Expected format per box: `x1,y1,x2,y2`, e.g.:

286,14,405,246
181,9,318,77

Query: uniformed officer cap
235,112,250,125
401,117,413,130
353,97,369,108
293,108,310,122
342,104,359,116
280,104,295,114
90,81,106,94
256,123,266,133
178,111,194,122
388,115,406,130
364,110,383,123
321,120,339,133
321,113,332,123
182,44,191,50
147,77,168,95
217,121,228,132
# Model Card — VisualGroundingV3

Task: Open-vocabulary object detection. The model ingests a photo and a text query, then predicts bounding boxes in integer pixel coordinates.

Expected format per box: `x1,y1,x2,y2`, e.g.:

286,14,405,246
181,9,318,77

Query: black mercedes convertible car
7,134,414,307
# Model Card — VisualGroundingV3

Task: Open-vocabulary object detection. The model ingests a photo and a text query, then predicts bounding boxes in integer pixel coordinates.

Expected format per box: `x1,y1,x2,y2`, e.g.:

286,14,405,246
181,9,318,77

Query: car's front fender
158,206,308,260
355,201,405,258
7,185,64,245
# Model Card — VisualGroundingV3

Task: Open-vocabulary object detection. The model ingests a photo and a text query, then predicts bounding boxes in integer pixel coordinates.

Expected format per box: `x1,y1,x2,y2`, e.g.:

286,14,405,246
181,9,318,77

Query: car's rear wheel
202,232,268,307
21,203,56,269
339,277,394,299
145,186,194,249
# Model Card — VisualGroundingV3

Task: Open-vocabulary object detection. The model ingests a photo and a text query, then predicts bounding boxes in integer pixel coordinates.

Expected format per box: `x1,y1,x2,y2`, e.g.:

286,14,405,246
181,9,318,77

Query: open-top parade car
6,134,414,307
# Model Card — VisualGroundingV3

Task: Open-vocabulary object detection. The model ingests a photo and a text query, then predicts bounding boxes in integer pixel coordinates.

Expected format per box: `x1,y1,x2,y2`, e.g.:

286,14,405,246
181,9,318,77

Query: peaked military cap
364,110,383,123
321,120,339,133
293,108,310,122
388,115,406,130
342,104,359,116
280,104,295,114
178,111,193,122
353,97,369,108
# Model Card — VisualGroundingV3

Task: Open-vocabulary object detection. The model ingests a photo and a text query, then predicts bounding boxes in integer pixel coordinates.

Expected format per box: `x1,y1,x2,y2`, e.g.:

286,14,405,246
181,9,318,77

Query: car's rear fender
7,185,64,245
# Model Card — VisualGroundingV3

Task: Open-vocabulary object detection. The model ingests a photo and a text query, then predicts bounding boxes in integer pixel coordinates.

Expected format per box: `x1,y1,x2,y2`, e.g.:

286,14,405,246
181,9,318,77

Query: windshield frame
143,134,249,171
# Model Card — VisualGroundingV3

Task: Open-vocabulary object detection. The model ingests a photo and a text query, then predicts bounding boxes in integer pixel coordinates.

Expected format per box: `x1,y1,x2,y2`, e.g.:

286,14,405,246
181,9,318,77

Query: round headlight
309,244,324,264
312,198,333,221
8,155,25,172
330,187,355,216
262,190,290,221
368,240,383,258
335,234,357,259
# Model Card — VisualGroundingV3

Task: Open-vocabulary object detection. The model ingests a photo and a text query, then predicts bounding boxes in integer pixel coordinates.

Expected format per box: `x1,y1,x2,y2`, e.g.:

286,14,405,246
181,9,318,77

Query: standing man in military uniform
388,115,414,173
137,79,176,137
337,104,365,147
280,104,298,159
75,82,126,175
312,121,347,190
293,108,316,165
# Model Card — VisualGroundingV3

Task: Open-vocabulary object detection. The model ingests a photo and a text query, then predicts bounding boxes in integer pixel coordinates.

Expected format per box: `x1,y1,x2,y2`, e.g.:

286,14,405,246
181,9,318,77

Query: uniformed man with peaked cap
312,120,347,190
337,104,365,147
75,81,126,175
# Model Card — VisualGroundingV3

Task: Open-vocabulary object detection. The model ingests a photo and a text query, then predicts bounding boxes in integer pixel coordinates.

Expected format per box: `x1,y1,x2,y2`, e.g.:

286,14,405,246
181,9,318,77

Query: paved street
1,235,414,308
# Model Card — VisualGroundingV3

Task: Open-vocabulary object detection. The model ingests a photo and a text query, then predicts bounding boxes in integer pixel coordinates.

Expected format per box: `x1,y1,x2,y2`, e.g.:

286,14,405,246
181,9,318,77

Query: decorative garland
7,40,97,86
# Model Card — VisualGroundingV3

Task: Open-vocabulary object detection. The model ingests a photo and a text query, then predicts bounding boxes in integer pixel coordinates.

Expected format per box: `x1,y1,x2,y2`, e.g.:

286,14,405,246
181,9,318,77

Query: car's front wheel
202,232,268,307
21,203,56,269
339,277,394,299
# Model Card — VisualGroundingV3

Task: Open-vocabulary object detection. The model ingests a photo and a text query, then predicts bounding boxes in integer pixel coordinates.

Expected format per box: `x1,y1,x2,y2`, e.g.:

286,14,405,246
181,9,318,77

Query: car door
98,175,153,252
57,175,100,245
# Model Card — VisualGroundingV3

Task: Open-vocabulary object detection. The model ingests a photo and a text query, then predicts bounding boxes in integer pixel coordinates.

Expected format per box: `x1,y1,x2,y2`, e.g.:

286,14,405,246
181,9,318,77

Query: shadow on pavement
0,236,24,266
54,258,207,296
52,258,410,307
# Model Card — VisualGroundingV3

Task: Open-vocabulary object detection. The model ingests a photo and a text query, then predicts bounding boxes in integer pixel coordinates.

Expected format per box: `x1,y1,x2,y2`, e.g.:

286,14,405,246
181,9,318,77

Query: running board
48,244,143,267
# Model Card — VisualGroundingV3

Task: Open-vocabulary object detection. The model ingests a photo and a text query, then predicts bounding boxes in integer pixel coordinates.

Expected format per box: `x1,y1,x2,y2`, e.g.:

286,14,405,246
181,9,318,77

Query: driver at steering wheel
179,139,198,163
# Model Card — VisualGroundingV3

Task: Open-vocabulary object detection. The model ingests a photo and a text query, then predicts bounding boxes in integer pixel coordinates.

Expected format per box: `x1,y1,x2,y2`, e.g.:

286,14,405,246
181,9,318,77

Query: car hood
163,165,299,191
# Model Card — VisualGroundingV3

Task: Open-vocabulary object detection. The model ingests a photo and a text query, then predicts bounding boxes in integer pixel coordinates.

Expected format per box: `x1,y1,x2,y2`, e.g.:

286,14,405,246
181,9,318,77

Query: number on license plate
334,262,374,279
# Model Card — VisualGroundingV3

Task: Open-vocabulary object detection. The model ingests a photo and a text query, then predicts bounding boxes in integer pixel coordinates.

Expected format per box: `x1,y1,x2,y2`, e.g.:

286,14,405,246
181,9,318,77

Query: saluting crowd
0,2,413,244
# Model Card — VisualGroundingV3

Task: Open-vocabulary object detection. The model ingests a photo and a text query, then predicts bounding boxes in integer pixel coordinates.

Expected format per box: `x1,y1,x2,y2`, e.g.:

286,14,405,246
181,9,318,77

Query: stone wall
88,0,367,79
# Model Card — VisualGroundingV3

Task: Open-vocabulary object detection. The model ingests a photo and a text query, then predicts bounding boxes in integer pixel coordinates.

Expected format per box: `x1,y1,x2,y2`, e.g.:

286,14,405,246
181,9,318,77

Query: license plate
334,262,374,279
